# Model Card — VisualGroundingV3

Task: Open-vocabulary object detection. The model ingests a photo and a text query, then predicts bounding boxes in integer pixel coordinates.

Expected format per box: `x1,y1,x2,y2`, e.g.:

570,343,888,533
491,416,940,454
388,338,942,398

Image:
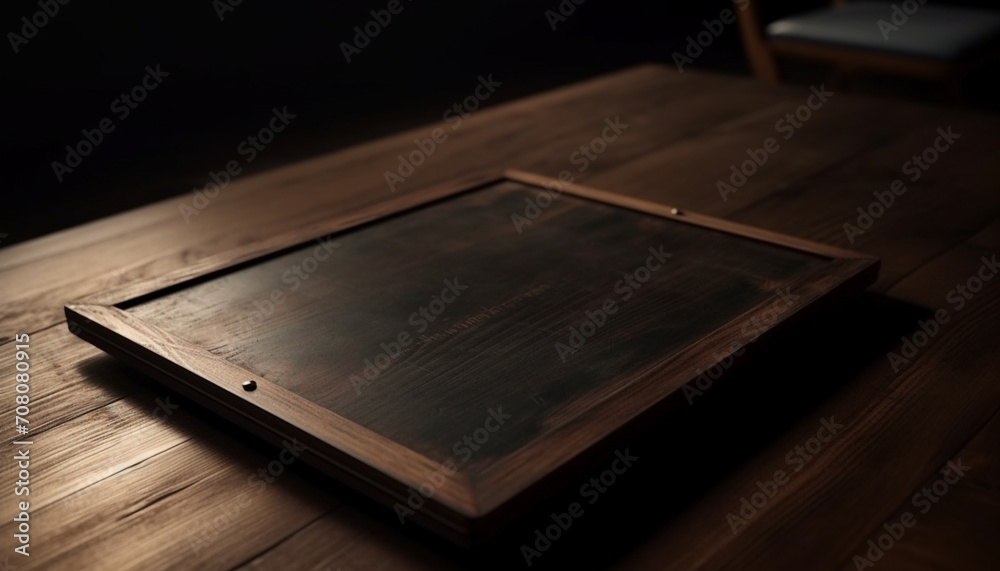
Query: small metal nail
243,380,257,391
670,208,681,215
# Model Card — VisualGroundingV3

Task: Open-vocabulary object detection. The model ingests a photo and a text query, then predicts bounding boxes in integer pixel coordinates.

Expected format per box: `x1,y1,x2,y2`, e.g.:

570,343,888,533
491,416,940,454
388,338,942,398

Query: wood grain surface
65,174,875,544
1,64,999,569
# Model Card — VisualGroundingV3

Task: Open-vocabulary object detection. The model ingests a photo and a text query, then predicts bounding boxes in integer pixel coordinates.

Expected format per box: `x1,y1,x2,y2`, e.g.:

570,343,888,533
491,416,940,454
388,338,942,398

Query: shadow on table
452,291,931,569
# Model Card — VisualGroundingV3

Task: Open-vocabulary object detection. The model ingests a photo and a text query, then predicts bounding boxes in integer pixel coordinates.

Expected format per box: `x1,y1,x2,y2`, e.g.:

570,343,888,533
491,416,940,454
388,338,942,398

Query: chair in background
735,0,1000,99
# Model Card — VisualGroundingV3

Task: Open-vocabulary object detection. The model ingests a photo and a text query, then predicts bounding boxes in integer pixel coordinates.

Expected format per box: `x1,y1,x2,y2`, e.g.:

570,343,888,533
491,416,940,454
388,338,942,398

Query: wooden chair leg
749,50,781,82
736,0,780,82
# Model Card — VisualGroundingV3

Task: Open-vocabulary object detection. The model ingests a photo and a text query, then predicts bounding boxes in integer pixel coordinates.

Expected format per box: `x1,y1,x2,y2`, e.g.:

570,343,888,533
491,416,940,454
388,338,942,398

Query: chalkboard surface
66,171,878,544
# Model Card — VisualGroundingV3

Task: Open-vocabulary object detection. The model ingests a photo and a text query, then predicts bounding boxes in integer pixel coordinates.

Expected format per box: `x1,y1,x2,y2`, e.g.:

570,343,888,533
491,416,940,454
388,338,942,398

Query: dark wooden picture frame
65,170,878,545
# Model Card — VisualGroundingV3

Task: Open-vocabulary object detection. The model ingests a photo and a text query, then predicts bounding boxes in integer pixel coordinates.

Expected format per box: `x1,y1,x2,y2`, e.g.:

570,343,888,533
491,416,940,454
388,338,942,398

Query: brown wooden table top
2,64,998,570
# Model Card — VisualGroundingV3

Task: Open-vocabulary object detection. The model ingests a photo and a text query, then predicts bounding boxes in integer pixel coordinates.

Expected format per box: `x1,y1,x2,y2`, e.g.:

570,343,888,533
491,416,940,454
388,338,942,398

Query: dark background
3,0,997,246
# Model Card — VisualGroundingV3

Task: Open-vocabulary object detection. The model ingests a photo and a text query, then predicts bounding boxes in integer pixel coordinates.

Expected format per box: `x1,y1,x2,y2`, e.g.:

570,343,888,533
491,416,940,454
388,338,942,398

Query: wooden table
2,64,998,570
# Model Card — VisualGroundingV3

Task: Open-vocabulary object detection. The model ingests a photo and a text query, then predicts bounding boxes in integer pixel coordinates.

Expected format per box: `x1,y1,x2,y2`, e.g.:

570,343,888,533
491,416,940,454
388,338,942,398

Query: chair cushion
766,1,1000,61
